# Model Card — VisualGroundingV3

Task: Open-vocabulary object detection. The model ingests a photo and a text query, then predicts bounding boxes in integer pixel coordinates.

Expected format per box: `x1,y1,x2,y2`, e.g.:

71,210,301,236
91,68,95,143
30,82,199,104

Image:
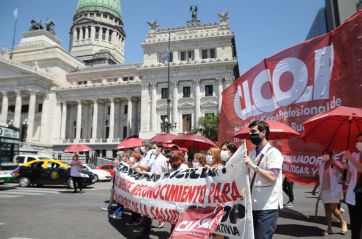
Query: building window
21,105,29,113
107,106,111,115
161,88,169,99
159,52,173,63
129,76,134,81
180,50,194,61
201,49,208,59
76,28,80,40
8,105,15,113
82,28,86,39
95,27,99,39
87,26,91,38
182,114,192,132
123,126,127,139
123,77,128,81
205,85,213,96
102,28,107,40
201,49,216,59
183,86,191,98
38,104,43,113
124,105,128,114
108,30,113,42
180,51,186,61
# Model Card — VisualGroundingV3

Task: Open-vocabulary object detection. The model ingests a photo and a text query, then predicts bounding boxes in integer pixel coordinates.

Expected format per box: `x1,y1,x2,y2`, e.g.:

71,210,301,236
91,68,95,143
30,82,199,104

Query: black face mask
249,133,262,145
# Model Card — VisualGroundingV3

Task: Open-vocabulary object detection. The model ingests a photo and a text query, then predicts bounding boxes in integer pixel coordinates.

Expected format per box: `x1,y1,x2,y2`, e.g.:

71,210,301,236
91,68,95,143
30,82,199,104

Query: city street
0,182,351,239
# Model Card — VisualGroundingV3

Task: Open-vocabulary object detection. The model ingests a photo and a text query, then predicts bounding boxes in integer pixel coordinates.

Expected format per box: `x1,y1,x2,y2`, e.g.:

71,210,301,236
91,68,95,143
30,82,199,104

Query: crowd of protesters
101,120,362,239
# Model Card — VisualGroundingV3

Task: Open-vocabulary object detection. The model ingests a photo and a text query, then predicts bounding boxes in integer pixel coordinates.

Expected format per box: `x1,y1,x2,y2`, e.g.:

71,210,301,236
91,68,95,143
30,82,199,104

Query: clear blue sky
0,0,325,74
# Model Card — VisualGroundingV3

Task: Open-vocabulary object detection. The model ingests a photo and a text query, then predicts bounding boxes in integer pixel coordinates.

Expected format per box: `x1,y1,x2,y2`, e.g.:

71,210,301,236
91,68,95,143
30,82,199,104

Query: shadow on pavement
275,224,324,237
279,208,309,221
108,210,170,239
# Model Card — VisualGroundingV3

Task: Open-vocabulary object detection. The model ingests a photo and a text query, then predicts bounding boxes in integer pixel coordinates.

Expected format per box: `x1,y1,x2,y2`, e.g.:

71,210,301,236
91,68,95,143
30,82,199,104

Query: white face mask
129,157,135,163
206,155,213,165
356,142,362,152
322,154,330,161
192,162,201,168
220,150,230,162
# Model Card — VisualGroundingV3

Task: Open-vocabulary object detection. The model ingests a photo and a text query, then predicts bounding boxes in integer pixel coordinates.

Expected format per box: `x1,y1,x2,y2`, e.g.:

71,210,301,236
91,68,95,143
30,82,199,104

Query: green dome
76,0,122,19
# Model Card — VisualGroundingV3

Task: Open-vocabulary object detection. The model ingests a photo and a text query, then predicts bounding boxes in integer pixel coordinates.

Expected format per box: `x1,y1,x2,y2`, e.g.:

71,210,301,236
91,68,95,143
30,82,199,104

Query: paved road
0,182,351,239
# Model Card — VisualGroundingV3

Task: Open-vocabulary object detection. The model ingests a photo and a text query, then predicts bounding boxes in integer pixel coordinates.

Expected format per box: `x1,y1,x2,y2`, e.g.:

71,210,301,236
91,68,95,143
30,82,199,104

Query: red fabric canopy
171,134,217,151
64,144,93,153
302,106,362,152
234,120,300,140
115,138,143,150
150,133,177,144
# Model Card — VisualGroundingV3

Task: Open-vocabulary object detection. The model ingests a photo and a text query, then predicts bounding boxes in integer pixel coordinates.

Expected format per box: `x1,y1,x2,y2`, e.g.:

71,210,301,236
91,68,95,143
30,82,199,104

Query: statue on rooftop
147,20,159,31
29,18,43,31
190,5,198,20
218,12,229,24
45,19,56,35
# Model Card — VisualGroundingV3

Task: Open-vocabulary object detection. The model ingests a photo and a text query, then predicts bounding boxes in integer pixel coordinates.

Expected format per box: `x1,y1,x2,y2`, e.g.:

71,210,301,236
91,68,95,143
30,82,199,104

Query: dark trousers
348,203,362,239
253,209,279,239
72,177,83,192
283,177,294,202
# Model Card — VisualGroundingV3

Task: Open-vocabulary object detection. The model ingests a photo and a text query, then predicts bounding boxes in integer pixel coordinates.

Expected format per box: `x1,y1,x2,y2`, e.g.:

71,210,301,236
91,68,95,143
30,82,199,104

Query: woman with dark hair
312,149,347,235
168,151,188,171
220,141,237,164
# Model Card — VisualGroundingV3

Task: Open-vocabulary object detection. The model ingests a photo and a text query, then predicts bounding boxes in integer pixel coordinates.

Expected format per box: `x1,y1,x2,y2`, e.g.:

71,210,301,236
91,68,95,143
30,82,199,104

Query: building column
60,102,67,139
194,79,201,128
76,100,82,140
91,99,98,140
90,26,95,41
127,97,133,137
26,90,37,142
150,83,157,132
14,91,22,128
1,92,8,124
73,28,78,44
105,28,109,42
194,49,200,61
85,27,89,39
217,78,223,112
171,81,179,131
108,97,115,140
99,28,103,41
112,31,117,44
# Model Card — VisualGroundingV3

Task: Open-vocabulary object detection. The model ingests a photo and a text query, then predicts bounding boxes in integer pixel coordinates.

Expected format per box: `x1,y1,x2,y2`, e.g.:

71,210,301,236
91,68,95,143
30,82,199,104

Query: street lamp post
160,31,176,133
166,31,171,133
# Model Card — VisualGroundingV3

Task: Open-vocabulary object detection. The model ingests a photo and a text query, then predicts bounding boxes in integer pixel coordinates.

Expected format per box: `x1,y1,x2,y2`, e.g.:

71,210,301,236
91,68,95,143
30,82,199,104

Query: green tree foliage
192,114,219,141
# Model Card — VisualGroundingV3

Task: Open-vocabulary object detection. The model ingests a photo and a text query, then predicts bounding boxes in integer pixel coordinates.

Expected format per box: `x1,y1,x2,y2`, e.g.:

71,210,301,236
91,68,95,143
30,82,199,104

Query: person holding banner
206,147,223,168
342,133,362,239
243,120,283,239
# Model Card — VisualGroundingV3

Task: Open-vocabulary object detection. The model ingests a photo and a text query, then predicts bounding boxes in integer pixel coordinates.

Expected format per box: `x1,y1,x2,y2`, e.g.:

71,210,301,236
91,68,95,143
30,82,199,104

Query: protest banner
114,144,254,239
218,11,362,185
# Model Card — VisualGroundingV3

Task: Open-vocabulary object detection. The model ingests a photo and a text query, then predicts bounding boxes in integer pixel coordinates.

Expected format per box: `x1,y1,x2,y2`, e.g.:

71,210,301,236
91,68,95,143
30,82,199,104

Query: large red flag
219,11,362,185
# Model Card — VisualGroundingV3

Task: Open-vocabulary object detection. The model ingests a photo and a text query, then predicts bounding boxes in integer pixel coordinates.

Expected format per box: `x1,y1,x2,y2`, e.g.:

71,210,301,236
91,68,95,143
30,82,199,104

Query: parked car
18,159,96,188
13,154,52,166
0,163,19,183
96,163,115,178
82,164,112,182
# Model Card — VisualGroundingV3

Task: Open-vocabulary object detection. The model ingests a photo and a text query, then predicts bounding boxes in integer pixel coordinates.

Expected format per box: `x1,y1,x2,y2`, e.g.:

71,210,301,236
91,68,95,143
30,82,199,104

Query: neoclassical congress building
0,0,238,157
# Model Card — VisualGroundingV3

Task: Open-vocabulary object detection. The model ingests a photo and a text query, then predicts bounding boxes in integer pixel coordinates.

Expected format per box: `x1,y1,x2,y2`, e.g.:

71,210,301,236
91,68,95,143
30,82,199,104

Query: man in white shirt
243,120,283,239
150,142,169,174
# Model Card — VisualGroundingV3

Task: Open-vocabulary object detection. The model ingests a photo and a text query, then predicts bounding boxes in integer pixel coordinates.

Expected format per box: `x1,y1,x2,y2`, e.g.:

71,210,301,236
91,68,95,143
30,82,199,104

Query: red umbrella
150,133,177,144
115,138,143,150
302,106,362,152
64,144,93,153
171,134,217,151
234,120,300,140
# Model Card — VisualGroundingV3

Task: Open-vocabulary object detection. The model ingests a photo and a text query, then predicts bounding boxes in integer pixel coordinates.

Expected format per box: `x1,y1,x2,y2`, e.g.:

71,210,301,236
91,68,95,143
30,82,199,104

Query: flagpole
10,8,18,60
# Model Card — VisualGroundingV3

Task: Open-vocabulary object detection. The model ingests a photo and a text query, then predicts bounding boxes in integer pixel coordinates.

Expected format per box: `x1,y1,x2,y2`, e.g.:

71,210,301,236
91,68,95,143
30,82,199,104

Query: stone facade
0,1,238,157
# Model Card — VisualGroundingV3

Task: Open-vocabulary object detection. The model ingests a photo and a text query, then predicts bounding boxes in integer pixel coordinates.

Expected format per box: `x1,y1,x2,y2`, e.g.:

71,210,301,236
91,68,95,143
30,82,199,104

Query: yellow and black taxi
18,159,96,188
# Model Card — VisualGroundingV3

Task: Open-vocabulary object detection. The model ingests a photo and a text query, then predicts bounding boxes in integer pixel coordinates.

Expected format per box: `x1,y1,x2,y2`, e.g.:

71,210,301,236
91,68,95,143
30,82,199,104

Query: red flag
170,206,224,239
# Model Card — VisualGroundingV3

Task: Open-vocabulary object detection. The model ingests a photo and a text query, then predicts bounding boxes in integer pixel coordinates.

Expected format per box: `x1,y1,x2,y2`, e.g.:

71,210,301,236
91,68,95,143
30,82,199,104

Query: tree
192,114,219,141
